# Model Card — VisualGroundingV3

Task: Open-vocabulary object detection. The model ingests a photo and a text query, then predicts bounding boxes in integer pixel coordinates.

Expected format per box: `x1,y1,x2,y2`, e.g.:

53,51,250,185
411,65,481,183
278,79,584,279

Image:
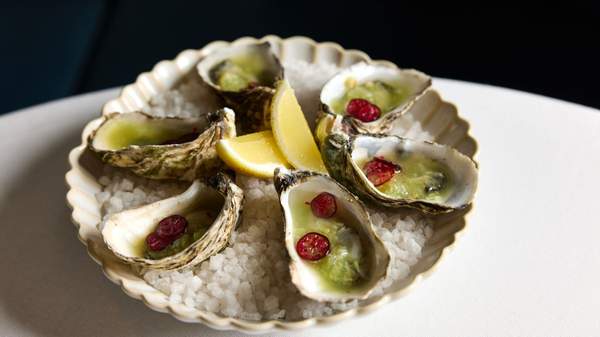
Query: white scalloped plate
65,35,477,333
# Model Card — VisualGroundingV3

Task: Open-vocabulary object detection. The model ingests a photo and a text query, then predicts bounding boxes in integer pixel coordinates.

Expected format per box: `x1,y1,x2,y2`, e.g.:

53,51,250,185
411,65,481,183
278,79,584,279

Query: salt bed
96,59,434,321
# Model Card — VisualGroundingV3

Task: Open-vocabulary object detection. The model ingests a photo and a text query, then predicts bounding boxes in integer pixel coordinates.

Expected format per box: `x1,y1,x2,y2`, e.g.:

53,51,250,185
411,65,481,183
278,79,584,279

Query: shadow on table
0,121,285,337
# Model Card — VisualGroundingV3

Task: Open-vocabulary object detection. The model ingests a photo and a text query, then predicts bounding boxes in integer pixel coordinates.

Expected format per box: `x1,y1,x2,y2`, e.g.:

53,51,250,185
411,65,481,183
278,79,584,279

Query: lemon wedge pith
216,131,291,178
270,80,327,173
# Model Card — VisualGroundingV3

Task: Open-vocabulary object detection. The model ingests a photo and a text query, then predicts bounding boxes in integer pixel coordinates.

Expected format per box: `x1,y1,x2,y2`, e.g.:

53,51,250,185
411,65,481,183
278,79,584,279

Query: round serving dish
65,35,477,333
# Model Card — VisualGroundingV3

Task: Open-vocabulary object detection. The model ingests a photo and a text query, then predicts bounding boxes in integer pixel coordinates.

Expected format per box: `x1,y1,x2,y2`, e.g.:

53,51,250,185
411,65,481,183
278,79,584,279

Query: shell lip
346,133,478,213
274,168,391,302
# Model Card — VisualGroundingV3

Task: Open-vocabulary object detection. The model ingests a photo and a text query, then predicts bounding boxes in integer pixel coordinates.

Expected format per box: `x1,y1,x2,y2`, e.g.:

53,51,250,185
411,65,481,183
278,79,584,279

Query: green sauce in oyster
213,52,270,92
330,78,408,115
361,152,454,203
143,210,215,260
97,117,198,150
290,196,369,290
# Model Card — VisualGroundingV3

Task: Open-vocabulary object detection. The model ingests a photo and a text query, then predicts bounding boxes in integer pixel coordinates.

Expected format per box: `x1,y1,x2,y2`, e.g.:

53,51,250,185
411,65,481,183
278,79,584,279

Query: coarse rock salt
95,60,435,321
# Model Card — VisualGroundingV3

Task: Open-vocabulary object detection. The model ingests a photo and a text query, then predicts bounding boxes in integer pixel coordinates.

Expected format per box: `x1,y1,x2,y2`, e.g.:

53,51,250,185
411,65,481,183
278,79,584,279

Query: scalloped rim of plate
65,35,478,333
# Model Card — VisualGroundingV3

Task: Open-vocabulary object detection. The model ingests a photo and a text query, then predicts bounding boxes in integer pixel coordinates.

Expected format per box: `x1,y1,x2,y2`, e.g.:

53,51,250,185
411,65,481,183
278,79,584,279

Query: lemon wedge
270,80,327,173
216,131,291,178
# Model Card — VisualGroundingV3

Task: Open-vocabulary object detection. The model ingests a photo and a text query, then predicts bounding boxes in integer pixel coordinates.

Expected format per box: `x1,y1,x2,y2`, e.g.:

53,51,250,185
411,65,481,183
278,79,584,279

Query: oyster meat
197,42,284,133
89,108,236,180
321,133,478,214
317,62,431,136
274,169,390,302
102,173,244,270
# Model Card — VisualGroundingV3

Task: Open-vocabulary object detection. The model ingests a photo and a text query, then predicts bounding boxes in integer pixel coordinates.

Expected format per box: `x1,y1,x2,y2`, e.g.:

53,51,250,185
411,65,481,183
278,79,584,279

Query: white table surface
0,80,599,337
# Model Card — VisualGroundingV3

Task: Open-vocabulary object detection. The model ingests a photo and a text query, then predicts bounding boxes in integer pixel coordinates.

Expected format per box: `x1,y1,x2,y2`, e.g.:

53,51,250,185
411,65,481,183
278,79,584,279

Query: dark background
1,1,598,114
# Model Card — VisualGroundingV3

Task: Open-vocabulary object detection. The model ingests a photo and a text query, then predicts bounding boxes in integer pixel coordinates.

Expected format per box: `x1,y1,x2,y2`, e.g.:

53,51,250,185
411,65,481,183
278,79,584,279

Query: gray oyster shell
197,42,284,133
88,108,236,180
274,168,390,302
101,173,244,271
317,62,431,137
321,133,478,214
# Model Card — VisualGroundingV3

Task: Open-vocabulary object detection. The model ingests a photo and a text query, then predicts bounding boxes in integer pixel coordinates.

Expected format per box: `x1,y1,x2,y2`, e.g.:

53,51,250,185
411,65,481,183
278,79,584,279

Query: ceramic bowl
66,35,477,333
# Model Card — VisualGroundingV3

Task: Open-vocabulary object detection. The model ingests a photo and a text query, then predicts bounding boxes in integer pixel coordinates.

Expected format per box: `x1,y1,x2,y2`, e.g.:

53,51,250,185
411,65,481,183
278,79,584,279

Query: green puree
144,210,214,260
290,196,368,291
99,118,191,150
331,78,408,115
367,152,453,203
214,53,268,92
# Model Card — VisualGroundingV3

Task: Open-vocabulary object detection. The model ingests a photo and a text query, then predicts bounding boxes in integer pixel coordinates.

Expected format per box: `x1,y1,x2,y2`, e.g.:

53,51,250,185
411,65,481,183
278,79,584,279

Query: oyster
318,62,431,136
197,42,284,133
102,173,244,270
321,133,478,214
274,168,390,301
89,108,236,180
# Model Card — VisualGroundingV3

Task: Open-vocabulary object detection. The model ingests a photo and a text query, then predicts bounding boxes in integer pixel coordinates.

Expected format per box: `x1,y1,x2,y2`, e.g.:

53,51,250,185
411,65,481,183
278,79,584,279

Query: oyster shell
197,42,284,133
274,168,390,302
318,62,431,135
89,108,236,180
102,173,244,270
321,133,478,214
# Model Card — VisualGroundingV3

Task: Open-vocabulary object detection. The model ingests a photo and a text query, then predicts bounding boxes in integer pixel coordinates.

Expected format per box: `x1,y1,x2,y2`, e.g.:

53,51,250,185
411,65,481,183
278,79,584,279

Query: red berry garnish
345,98,381,122
146,233,170,251
156,215,188,240
296,232,330,261
363,157,400,186
309,192,337,218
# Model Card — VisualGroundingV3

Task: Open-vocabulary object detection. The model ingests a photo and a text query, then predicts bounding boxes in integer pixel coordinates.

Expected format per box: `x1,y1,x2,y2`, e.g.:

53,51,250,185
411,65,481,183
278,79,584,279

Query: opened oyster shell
274,168,390,302
317,62,431,136
321,133,478,214
102,173,243,270
316,89,454,146
88,108,236,180
197,42,284,133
